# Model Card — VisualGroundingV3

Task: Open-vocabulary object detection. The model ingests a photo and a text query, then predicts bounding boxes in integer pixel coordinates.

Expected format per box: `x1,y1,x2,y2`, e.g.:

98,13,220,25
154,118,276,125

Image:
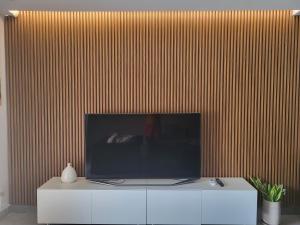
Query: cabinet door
202,190,257,225
92,190,146,224
37,190,92,224
147,190,202,224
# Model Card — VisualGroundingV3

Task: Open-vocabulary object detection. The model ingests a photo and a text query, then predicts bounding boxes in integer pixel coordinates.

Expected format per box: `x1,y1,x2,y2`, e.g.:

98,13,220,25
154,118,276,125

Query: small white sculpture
61,163,77,183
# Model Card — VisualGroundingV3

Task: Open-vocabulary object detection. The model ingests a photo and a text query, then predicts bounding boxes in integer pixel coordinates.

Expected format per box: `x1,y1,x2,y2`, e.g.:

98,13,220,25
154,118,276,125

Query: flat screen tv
85,113,201,180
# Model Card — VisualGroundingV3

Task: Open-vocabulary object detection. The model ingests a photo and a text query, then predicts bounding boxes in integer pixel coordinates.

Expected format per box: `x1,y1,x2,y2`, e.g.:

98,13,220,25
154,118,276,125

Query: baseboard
257,205,300,217
282,206,300,215
8,205,36,212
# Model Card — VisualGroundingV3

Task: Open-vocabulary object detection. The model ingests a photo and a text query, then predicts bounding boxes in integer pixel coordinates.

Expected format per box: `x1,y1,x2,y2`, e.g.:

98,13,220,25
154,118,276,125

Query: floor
0,207,37,225
0,206,300,225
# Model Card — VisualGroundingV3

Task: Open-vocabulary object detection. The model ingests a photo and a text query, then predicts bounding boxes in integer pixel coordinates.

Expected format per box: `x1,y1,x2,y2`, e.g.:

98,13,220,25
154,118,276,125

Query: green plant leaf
250,177,285,202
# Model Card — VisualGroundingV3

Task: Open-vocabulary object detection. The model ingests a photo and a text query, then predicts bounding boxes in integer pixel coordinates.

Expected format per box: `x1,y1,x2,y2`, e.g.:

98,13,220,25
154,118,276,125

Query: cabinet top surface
38,177,256,191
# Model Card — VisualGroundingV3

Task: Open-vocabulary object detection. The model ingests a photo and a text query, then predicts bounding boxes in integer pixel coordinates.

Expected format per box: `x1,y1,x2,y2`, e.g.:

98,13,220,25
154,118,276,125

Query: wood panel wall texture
5,11,300,206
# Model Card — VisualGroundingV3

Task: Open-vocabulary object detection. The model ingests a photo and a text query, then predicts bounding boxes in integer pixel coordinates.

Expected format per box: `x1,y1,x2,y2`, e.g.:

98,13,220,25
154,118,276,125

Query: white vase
61,163,77,183
262,199,281,225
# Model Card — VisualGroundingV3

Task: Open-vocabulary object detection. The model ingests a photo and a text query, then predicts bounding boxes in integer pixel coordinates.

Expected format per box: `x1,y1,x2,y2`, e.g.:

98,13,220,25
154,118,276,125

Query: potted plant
250,177,285,225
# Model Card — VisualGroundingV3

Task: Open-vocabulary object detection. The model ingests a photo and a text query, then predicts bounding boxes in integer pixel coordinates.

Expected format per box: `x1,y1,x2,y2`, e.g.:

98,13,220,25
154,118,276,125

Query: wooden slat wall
5,11,300,206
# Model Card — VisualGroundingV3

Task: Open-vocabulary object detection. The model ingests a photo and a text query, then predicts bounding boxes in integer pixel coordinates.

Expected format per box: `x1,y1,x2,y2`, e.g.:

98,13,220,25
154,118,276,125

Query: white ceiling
0,0,300,15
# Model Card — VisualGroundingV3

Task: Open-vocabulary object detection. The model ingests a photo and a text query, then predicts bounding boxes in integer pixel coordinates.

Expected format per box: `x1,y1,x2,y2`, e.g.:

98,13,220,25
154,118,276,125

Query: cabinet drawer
147,190,202,224
202,190,257,225
92,190,146,224
37,190,92,224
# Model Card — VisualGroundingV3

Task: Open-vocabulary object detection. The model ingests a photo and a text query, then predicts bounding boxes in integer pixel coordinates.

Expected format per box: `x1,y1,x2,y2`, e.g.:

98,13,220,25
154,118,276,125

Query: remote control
216,178,224,187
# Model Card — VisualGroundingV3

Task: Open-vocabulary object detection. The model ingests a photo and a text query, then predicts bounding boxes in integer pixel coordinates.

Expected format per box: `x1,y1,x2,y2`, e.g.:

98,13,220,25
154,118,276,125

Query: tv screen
85,113,201,179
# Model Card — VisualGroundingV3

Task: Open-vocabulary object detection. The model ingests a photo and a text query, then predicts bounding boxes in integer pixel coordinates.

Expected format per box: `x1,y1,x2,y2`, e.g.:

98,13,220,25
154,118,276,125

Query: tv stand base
89,178,198,186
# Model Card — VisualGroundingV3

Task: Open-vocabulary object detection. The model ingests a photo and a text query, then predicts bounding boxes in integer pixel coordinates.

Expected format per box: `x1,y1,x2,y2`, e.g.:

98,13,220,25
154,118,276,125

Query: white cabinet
147,190,202,224
37,190,92,224
37,177,257,225
202,190,257,225
92,190,146,224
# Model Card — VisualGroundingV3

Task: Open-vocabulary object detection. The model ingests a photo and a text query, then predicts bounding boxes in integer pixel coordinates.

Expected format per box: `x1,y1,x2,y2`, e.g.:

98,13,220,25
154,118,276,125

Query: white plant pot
61,163,77,183
262,199,281,225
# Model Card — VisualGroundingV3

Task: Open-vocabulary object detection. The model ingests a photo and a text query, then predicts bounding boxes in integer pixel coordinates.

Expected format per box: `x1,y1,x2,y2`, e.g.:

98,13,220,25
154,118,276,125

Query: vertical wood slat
4,11,300,206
